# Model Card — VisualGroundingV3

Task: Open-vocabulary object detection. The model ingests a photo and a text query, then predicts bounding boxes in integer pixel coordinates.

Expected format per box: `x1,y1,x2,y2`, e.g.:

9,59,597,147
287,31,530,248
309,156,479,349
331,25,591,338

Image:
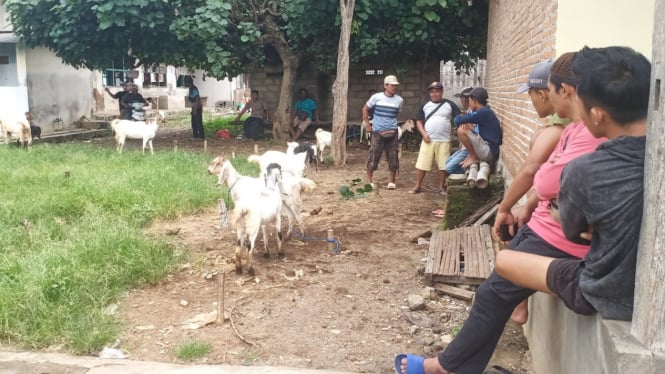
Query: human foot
510,301,529,325
396,355,451,374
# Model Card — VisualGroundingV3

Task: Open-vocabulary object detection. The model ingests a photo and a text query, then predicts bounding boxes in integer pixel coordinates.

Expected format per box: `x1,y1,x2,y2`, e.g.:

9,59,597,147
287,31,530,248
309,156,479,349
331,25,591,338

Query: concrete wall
485,0,559,179
25,48,98,131
557,0,655,59
247,60,440,123
525,294,665,374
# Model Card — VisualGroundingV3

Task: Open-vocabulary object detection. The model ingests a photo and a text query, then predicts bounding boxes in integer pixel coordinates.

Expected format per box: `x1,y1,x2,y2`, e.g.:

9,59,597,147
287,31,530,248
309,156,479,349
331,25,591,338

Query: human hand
512,205,533,227
492,210,517,243
423,134,431,143
580,225,594,241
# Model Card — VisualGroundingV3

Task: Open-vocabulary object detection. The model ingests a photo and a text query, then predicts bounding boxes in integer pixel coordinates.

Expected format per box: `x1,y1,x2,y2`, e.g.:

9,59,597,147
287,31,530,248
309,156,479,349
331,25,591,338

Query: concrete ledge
0,350,354,374
524,293,665,373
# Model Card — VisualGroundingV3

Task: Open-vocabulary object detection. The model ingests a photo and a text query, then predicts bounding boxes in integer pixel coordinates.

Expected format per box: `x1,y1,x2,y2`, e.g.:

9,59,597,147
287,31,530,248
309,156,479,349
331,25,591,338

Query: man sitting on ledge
396,45,650,374
496,45,649,321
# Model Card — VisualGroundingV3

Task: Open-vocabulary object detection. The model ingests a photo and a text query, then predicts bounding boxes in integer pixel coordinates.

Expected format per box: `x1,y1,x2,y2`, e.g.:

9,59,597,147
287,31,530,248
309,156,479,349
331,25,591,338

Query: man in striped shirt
362,75,404,190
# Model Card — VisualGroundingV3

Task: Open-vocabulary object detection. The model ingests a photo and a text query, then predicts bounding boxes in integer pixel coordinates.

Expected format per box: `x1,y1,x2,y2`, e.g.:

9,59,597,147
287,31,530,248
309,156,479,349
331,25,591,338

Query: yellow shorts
415,141,451,171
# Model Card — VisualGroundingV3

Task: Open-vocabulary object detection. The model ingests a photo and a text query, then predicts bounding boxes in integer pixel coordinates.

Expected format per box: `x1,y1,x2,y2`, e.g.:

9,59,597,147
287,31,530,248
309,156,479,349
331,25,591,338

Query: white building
1,5,242,132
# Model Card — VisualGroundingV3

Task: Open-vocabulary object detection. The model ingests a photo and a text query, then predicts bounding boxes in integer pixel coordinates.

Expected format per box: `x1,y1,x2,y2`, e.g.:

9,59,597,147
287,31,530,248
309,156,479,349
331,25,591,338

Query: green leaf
424,10,437,21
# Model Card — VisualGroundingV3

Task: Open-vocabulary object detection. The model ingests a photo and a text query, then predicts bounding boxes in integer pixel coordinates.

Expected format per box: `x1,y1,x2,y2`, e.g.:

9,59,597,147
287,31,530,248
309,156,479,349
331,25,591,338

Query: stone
407,294,427,311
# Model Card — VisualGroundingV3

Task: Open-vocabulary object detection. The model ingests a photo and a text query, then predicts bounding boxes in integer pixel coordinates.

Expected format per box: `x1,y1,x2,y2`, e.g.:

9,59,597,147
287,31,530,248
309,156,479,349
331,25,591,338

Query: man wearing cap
362,75,404,189
452,87,502,169
104,81,129,116
409,82,460,194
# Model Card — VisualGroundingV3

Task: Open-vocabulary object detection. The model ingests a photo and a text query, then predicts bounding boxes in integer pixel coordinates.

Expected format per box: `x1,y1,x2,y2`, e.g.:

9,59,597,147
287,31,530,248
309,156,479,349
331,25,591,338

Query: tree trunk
631,0,665,352
331,0,355,166
261,13,300,141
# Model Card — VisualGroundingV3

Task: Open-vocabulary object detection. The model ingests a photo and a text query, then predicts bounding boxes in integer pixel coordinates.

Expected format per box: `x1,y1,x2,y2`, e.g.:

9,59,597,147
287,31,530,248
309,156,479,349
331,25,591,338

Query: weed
0,143,221,353
176,341,212,361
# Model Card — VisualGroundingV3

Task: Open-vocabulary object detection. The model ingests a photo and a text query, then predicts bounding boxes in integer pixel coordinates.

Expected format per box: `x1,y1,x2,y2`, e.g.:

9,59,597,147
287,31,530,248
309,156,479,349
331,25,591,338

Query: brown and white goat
0,119,32,149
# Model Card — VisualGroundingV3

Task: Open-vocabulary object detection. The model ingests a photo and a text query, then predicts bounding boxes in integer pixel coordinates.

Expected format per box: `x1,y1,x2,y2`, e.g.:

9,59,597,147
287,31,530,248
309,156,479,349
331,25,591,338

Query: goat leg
261,225,270,258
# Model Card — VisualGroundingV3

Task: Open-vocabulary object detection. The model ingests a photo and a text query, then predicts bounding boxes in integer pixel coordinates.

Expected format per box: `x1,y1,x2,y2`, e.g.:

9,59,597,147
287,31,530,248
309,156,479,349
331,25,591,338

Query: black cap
454,86,474,97
428,81,444,90
469,87,488,102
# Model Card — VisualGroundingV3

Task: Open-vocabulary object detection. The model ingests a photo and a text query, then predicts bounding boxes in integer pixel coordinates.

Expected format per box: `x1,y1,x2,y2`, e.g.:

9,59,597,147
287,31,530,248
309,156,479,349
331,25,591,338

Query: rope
295,232,340,255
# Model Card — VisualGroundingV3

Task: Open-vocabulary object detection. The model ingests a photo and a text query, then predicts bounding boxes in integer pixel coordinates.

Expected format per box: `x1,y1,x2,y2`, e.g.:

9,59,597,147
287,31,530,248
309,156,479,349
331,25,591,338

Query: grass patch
0,143,227,354
175,340,212,361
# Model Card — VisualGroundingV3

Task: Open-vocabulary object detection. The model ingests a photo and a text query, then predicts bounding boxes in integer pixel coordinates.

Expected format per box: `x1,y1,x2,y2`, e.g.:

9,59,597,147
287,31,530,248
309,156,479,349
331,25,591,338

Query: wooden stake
254,144,259,155
173,139,178,152
216,272,225,325
218,199,227,228
203,139,208,152
327,229,334,253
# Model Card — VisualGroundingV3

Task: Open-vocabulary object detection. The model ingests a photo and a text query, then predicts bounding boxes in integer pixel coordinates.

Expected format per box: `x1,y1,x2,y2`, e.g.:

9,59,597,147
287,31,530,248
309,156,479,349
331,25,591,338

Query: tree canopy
3,0,488,79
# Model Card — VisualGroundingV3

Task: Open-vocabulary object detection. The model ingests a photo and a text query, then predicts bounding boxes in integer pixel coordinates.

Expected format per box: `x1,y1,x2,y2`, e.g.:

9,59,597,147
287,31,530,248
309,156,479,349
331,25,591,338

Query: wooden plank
434,283,476,301
474,204,499,226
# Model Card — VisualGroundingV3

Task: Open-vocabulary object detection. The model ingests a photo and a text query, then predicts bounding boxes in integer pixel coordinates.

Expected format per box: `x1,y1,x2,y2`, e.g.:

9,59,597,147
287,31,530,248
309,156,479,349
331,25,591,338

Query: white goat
231,163,284,275
363,119,416,144
314,128,331,163
248,150,311,178
0,119,32,149
208,155,316,238
110,117,159,154
286,141,318,171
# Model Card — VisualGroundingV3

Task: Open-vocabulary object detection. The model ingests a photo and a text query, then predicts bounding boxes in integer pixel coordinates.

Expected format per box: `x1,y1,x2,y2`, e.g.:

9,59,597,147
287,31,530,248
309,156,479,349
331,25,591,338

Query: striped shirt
366,92,403,132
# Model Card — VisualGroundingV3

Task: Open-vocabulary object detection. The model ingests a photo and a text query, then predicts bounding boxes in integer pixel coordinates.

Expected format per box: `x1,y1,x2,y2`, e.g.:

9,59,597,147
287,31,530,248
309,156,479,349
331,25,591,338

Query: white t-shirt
420,101,453,142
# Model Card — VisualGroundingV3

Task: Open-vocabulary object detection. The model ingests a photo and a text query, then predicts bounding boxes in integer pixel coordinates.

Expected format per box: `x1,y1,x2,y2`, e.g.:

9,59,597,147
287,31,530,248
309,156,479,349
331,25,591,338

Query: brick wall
248,60,440,123
485,0,559,179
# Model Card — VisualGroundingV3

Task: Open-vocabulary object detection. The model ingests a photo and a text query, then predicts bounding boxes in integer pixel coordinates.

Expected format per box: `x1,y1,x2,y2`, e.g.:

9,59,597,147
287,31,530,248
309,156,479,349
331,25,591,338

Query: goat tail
247,154,262,165
298,178,317,193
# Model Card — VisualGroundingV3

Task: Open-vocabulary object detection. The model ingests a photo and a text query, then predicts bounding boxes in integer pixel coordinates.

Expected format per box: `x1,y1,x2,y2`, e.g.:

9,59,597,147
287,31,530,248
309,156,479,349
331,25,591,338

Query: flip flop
431,209,444,215
408,188,422,194
387,182,397,190
394,354,425,374
433,212,445,218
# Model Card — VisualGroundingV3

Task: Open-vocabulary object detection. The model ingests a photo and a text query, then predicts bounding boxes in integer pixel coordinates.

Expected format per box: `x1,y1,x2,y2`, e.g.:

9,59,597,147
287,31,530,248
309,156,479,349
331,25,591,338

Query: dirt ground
87,126,533,373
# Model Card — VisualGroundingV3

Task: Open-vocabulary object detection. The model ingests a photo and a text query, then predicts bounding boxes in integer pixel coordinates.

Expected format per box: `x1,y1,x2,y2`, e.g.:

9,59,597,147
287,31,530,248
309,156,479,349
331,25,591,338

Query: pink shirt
527,121,607,258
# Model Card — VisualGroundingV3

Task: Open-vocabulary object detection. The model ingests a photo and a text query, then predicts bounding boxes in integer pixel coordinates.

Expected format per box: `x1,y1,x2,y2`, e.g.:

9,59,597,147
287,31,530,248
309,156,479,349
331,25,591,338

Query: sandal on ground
386,182,397,190
433,211,445,218
432,209,444,215
408,188,422,194
394,354,425,374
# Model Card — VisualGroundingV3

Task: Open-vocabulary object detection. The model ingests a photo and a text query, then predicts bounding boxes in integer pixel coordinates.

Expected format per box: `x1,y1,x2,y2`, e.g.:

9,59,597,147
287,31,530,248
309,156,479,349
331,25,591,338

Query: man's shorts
415,141,451,171
367,130,399,171
546,258,596,315
293,117,312,132
467,132,493,162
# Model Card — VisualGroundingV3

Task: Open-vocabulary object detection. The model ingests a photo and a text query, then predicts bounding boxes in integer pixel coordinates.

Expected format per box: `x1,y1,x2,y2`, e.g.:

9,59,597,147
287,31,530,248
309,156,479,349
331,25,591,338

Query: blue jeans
437,226,576,373
445,148,468,174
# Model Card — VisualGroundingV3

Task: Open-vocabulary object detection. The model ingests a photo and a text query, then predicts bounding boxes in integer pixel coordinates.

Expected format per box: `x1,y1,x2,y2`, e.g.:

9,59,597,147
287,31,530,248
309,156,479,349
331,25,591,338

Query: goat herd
2,115,416,276
208,143,319,276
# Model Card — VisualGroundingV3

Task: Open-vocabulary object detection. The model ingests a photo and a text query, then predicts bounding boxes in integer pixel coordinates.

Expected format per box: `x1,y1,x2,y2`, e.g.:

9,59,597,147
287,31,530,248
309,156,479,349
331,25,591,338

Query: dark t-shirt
453,105,502,159
558,136,646,320
111,91,128,111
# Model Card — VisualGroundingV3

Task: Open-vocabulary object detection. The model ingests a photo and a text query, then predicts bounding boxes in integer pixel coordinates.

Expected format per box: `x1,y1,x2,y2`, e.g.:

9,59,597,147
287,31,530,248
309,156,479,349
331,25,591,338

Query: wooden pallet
425,224,495,286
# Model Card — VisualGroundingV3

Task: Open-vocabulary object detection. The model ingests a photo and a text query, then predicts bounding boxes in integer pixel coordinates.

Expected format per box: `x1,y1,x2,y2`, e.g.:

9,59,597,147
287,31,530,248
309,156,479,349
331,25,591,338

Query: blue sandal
394,354,425,374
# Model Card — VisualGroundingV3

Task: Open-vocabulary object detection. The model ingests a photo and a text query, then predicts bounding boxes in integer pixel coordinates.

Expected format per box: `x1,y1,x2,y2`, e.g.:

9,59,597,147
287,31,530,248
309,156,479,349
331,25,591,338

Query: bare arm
493,126,563,240
416,120,430,143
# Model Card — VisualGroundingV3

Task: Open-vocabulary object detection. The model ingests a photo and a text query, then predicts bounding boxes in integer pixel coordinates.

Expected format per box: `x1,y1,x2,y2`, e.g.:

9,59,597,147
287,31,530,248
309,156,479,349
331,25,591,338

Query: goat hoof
235,265,243,274
278,251,285,258
263,252,270,258
248,268,255,277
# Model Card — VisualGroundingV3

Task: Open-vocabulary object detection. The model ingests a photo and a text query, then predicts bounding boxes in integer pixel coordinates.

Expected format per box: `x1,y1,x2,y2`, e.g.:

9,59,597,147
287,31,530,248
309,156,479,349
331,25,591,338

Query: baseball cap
384,75,400,85
469,87,489,102
454,86,474,98
517,61,553,93
428,81,444,90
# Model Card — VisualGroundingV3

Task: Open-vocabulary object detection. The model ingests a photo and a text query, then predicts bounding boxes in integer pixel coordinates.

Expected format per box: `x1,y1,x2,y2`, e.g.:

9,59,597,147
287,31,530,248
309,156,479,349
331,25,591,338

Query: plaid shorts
367,130,399,171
